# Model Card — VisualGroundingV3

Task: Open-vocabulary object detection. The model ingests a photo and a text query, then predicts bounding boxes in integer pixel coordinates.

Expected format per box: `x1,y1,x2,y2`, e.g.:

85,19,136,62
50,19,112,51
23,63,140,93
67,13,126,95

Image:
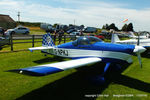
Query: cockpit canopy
72,36,103,46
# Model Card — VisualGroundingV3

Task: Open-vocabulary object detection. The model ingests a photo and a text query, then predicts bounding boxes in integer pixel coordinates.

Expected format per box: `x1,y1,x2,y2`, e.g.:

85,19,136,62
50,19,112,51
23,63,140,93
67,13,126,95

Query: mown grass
0,49,150,100
97,56,150,100
0,51,76,100
27,26,45,35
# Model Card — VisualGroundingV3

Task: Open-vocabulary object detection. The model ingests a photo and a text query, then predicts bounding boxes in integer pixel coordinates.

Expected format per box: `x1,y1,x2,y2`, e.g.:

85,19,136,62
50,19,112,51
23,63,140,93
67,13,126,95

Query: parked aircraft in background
111,33,150,49
13,33,146,82
128,32,149,39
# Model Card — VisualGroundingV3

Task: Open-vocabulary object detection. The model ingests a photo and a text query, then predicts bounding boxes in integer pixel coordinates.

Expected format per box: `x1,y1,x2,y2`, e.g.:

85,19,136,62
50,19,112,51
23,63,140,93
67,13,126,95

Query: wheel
24,31,29,35
11,31,15,35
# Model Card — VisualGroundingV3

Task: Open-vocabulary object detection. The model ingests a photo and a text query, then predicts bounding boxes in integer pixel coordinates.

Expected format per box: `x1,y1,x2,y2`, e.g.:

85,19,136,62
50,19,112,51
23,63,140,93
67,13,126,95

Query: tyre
24,31,29,35
11,31,15,35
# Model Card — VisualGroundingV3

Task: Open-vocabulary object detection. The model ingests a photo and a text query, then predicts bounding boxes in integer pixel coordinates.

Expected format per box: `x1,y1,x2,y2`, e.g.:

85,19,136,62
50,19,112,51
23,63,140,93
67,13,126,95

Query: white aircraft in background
111,33,150,49
128,32,149,39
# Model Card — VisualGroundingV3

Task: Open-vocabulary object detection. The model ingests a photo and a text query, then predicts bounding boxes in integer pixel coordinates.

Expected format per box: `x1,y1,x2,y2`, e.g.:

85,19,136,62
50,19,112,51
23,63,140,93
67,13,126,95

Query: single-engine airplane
13,33,146,81
128,32,149,39
111,33,150,49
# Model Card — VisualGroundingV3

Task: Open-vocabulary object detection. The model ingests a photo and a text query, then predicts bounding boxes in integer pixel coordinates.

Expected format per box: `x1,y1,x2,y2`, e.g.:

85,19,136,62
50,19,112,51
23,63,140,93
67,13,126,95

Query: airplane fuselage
19,35,145,76
42,41,135,64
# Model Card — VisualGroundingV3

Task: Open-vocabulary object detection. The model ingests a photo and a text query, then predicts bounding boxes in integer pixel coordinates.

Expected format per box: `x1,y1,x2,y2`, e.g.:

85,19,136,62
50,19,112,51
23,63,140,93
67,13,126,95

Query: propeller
133,46,145,68
133,33,146,68
137,52,142,68
137,32,140,45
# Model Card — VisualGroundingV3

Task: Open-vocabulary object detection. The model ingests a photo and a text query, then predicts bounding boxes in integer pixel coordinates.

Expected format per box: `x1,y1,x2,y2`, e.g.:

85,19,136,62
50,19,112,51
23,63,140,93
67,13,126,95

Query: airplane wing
28,46,54,52
14,57,102,76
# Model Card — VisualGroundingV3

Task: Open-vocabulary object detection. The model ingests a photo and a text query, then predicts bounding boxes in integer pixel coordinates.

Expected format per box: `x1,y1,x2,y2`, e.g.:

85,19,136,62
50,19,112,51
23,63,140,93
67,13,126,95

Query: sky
0,0,150,31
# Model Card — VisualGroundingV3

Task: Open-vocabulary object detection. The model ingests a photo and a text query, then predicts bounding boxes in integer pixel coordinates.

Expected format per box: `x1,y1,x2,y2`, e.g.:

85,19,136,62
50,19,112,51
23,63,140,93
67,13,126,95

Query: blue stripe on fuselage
57,42,135,54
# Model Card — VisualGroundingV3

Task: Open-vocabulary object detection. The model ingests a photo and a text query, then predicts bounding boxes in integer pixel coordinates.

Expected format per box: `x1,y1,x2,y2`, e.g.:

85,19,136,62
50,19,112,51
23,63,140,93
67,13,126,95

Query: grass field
0,47,150,100
27,26,45,35
0,27,150,100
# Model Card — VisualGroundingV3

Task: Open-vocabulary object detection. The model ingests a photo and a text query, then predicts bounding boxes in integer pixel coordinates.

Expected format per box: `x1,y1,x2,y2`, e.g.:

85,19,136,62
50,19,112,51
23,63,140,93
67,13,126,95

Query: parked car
95,34,105,40
0,37,10,46
70,31,80,36
84,27,97,33
5,26,30,35
67,29,76,33
40,23,55,32
70,31,80,40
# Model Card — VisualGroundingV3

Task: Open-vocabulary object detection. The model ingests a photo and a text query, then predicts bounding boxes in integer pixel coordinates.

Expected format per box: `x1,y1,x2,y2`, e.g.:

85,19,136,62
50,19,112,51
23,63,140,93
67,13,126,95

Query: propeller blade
134,46,146,68
137,33,140,45
137,53,142,68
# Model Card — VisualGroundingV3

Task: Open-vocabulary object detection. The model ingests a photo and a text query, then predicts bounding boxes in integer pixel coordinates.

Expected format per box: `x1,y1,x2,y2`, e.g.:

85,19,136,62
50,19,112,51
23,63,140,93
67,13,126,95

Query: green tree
105,24,109,30
127,23,134,32
53,23,58,28
102,25,106,29
121,24,128,31
108,23,118,31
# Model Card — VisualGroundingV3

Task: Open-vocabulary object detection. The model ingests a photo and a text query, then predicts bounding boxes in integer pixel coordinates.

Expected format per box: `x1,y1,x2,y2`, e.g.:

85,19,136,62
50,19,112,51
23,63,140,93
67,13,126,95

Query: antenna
74,19,75,25
17,11,20,22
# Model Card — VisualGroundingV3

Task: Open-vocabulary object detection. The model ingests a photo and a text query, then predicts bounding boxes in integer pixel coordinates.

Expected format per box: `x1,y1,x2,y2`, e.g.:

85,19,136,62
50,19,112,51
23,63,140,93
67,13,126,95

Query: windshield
72,36,102,46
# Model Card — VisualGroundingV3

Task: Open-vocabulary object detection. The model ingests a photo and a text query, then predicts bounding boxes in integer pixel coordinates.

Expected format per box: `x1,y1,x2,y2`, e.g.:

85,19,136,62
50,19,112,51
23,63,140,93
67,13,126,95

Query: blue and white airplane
15,33,146,80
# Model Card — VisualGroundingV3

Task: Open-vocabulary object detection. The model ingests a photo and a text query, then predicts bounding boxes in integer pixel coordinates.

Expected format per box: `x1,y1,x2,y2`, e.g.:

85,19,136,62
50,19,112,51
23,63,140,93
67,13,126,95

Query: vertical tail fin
42,33,55,47
111,33,120,43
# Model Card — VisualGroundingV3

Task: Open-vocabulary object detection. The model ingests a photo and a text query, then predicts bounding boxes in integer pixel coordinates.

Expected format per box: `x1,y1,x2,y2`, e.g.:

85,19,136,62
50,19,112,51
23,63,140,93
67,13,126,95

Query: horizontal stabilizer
29,46,54,52
13,57,101,76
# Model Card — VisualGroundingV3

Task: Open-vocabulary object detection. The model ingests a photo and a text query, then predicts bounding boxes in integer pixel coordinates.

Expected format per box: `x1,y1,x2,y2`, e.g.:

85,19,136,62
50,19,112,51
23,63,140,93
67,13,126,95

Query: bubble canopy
72,36,103,46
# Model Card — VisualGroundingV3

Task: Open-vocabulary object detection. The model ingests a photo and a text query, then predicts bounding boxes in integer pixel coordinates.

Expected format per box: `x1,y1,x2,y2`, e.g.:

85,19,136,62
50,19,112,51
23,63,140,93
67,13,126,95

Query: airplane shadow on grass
33,56,66,64
15,60,150,100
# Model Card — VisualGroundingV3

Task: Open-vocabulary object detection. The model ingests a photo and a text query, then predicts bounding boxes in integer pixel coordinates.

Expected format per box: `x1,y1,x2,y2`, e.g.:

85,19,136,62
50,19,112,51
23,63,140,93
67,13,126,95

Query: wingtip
8,69,46,76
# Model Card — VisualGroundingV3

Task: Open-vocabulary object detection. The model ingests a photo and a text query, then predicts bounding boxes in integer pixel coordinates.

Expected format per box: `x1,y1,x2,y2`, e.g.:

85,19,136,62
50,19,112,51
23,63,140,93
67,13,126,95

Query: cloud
0,0,17,6
0,0,150,31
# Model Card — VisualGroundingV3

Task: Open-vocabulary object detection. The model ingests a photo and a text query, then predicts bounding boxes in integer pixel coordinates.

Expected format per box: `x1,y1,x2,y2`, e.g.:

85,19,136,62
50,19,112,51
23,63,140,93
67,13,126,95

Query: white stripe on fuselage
42,48,131,62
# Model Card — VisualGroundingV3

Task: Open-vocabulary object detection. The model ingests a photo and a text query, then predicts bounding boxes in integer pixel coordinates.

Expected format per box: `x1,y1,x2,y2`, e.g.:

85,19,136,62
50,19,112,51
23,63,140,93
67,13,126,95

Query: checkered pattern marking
42,33,54,46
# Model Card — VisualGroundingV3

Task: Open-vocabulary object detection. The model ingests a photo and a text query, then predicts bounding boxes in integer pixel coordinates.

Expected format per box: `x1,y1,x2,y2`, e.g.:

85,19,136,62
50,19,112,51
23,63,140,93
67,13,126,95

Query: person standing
58,30,64,45
53,30,58,45
80,30,84,36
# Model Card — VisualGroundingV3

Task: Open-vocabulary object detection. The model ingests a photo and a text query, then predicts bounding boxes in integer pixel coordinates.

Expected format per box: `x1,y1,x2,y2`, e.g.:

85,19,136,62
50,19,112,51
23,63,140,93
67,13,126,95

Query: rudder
42,33,55,47
111,33,120,43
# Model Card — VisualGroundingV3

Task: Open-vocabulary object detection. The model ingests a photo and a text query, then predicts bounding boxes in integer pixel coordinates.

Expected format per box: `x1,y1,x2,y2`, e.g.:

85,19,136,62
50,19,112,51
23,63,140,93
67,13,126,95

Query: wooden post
10,33,13,51
64,35,66,43
75,35,77,40
32,35,34,47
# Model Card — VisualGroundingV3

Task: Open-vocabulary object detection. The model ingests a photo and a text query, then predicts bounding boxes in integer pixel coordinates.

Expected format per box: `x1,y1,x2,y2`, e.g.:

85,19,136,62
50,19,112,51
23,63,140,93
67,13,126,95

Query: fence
7,34,76,52
0,33,128,52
